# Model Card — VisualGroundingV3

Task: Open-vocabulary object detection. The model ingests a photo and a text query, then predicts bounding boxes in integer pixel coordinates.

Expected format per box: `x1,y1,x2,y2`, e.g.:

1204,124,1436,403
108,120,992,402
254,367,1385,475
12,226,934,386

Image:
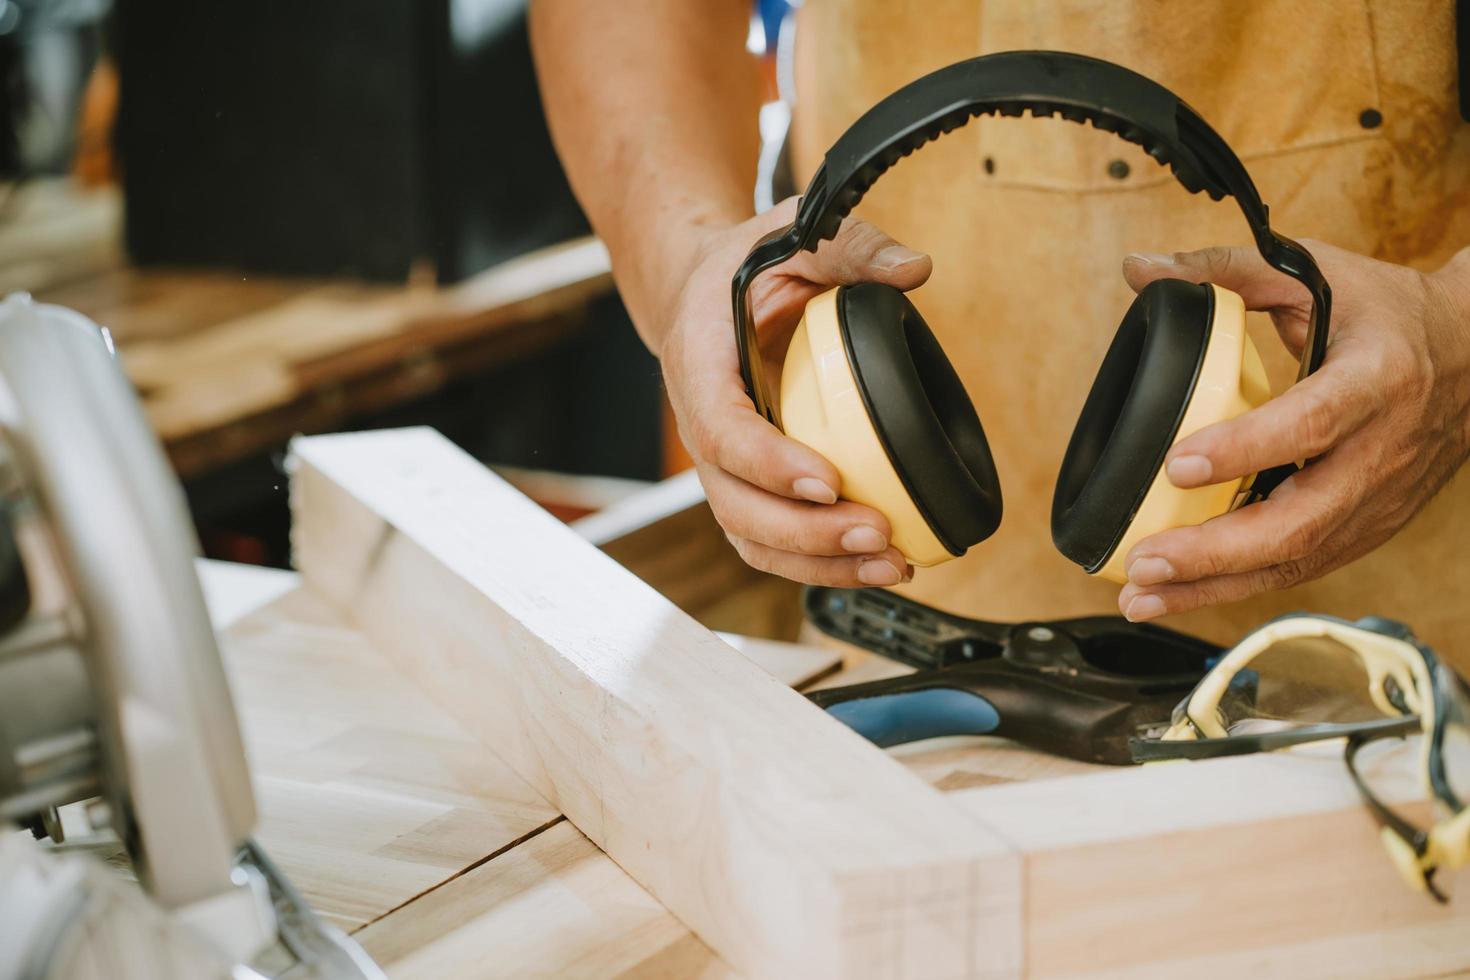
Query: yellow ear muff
1091,283,1269,583
781,284,1004,567
1053,279,1268,580
781,288,956,566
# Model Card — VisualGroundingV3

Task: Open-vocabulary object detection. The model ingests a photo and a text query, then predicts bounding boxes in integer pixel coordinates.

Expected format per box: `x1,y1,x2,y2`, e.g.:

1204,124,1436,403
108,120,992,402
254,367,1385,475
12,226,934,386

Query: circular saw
0,293,383,980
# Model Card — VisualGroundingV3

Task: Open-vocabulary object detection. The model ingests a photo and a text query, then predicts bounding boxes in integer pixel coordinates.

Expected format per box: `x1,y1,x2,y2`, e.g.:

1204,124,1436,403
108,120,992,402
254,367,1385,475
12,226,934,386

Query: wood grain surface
202,560,839,977
576,469,805,639
951,748,1470,980
356,821,734,980
222,584,559,933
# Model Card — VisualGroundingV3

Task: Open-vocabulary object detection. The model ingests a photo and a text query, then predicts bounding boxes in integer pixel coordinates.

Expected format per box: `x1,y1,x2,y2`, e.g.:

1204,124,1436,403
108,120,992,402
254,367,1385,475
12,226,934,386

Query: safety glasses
1130,613,1469,900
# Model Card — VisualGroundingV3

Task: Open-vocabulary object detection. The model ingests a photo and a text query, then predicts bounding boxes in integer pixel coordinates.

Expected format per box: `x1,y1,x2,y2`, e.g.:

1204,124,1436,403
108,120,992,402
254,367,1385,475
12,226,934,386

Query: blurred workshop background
0,0,790,566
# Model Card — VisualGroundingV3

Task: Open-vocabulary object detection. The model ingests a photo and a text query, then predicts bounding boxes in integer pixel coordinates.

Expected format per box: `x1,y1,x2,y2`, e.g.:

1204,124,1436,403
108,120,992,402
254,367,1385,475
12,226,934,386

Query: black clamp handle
732,50,1331,441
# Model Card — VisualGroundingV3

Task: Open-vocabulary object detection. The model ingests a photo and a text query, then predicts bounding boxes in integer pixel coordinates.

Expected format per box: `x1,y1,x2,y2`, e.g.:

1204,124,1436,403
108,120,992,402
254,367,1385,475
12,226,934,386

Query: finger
699,462,893,556
671,338,847,502
685,388,849,502
1163,359,1376,488
793,217,934,290
1122,453,1358,586
1121,245,1308,312
1118,520,1380,622
1118,570,1272,621
1116,552,1332,620
726,534,914,587
1268,311,1310,359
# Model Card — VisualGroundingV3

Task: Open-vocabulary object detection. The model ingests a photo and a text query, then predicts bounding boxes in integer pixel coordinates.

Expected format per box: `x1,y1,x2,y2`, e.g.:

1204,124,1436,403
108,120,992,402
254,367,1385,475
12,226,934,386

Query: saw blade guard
0,293,256,917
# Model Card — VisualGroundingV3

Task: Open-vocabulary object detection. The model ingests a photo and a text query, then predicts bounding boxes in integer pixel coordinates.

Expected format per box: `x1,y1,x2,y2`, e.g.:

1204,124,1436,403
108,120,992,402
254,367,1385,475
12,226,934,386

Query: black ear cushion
837,283,1002,555
1051,278,1214,572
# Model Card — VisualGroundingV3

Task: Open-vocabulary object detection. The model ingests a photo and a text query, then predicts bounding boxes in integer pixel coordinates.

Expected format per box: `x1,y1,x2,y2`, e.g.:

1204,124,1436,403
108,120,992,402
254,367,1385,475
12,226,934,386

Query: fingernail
1125,252,1175,268
1124,594,1167,622
858,559,903,586
1127,556,1176,587
874,245,926,271
793,477,838,504
1166,454,1213,487
840,525,887,554
902,563,915,583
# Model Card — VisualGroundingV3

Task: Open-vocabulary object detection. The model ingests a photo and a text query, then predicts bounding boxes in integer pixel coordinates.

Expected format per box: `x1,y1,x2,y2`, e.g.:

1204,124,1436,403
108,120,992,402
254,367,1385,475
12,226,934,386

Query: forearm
529,0,761,353
1431,245,1470,446
1432,244,1470,306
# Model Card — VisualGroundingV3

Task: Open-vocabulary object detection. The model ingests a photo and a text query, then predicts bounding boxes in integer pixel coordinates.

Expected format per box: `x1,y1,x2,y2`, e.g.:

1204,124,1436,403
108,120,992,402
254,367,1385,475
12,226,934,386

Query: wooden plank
288,427,1023,980
29,230,613,477
219,583,560,932
0,179,122,295
574,470,804,639
196,558,297,630
495,465,652,522
570,468,707,546
304,237,612,386
714,632,839,690
39,268,317,345
356,820,735,980
952,748,1470,979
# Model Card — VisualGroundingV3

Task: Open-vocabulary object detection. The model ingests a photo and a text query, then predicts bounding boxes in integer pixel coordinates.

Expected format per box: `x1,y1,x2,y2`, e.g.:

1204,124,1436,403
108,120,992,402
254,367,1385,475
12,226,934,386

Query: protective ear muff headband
731,50,1331,496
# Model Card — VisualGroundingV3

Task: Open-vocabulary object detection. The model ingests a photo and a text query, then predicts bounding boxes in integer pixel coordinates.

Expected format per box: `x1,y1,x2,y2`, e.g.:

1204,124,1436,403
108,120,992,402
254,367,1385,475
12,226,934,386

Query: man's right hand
656,198,933,587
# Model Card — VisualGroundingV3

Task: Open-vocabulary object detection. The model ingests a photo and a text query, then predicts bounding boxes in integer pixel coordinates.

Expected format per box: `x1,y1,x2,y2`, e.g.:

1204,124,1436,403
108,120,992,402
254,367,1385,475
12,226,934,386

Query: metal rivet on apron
1359,108,1383,129
983,156,996,175
1107,159,1130,180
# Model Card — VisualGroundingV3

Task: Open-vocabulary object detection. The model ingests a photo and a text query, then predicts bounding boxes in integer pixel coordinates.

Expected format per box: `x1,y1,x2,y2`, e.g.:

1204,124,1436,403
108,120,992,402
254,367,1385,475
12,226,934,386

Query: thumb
1122,245,1304,311
800,217,934,290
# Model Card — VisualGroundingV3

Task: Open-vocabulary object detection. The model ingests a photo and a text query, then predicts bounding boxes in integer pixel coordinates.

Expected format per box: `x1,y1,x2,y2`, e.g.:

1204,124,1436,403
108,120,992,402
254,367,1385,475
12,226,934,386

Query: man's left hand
1116,240,1470,622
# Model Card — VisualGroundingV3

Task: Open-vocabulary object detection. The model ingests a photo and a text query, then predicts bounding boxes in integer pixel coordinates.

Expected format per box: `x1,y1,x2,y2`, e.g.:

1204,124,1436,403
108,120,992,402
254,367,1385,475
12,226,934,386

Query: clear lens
1352,733,1423,808
1216,634,1394,734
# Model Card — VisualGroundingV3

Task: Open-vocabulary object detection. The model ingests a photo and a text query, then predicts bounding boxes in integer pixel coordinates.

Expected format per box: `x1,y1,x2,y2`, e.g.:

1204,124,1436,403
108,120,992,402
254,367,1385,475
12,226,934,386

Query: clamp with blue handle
805,586,1223,765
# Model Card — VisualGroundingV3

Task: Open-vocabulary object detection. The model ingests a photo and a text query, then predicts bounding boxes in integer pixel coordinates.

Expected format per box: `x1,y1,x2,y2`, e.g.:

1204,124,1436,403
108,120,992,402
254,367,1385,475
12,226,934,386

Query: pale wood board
574,469,804,639
715,632,839,690
356,821,734,980
288,427,1023,980
495,465,653,519
196,558,298,629
0,180,122,296
952,747,1470,979
219,583,559,933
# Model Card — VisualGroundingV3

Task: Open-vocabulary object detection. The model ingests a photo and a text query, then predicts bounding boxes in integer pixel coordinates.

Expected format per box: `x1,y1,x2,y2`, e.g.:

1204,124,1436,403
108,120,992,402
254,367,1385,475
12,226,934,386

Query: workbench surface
199,558,1470,979
201,560,838,978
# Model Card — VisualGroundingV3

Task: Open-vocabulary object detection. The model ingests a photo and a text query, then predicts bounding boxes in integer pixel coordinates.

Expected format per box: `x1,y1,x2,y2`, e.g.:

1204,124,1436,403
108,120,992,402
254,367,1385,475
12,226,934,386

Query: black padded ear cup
837,283,1002,555
1051,279,1214,572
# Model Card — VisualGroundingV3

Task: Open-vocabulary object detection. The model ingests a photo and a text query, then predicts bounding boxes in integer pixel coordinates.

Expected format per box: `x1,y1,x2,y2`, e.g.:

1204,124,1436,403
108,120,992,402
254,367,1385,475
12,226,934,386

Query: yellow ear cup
780,288,953,566
1093,284,1270,583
